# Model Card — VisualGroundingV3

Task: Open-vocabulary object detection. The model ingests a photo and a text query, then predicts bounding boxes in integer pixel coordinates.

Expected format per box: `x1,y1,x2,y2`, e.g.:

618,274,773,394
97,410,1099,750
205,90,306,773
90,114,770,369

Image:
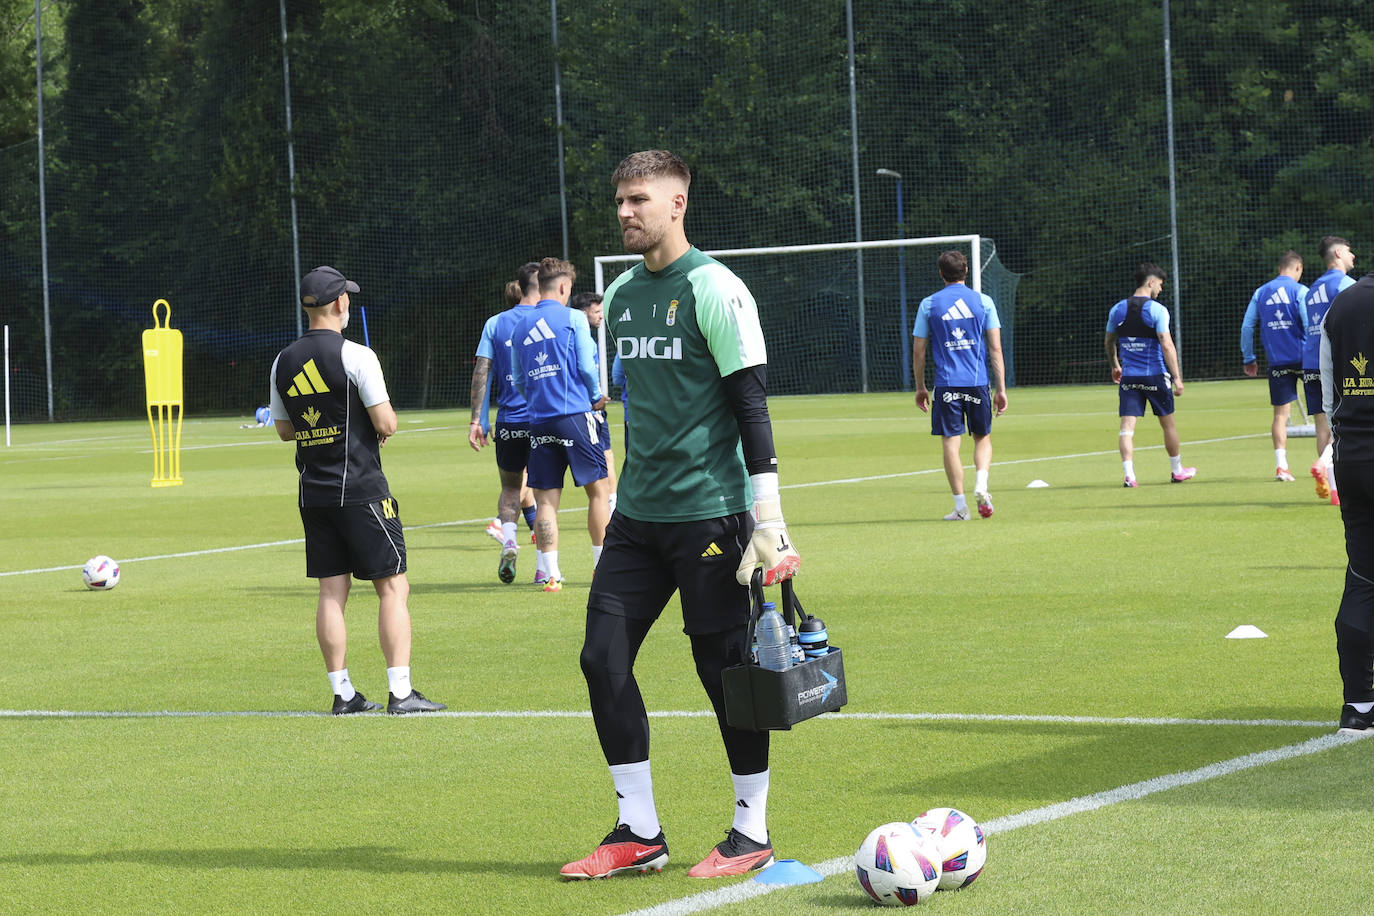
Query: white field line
0,434,1259,580
0,709,1331,727
618,730,1370,916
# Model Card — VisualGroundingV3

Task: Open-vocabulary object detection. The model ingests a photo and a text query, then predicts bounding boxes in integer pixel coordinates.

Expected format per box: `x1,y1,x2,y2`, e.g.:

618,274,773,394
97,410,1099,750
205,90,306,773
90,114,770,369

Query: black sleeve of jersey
721,365,778,476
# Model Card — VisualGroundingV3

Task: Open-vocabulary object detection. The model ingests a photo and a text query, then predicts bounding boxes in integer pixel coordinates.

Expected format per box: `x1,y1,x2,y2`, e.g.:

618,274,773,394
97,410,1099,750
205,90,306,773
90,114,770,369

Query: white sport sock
1276,447,1288,470
608,492,618,514
730,770,770,845
953,493,968,513
974,469,989,494
592,545,603,569
546,550,562,581
536,550,548,577
1321,442,1334,465
1123,460,1135,479
1352,701,1374,714
386,666,412,699
327,668,356,701
1170,454,1183,474
502,521,517,544
610,760,660,838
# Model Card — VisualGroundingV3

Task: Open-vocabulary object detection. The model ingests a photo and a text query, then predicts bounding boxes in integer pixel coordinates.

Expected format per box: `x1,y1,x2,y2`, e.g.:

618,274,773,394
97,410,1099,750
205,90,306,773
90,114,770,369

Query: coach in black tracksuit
1319,267,1374,733
269,265,445,717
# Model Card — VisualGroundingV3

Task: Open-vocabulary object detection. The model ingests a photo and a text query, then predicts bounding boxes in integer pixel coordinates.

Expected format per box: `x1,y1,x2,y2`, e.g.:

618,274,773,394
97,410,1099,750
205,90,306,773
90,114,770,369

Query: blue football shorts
526,412,609,490
1303,371,1325,416
930,386,992,437
493,421,530,473
1118,374,1175,417
1268,364,1301,406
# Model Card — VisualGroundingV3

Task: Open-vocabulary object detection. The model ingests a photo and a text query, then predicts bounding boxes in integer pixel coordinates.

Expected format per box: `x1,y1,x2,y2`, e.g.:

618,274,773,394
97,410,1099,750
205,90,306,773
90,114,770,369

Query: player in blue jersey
1304,236,1357,500
1241,250,1309,481
1105,263,1195,487
511,258,611,592
571,291,618,509
913,250,1008,520
469,265,544,584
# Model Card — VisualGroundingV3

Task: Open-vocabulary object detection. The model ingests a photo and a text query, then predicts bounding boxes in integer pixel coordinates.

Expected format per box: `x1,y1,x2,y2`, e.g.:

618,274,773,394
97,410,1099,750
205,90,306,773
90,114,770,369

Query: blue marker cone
754,859,823,885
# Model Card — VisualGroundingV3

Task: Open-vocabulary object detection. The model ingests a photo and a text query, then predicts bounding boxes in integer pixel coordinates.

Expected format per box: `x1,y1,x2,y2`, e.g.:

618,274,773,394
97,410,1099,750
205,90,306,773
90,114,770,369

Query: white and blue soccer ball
81,555,120,590
912,806,987,890
854,821,942,906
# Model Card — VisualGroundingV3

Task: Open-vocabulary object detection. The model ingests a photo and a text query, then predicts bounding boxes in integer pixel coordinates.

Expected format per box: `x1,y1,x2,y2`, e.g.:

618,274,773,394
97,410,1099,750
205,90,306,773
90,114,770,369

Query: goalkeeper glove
736,472,801,586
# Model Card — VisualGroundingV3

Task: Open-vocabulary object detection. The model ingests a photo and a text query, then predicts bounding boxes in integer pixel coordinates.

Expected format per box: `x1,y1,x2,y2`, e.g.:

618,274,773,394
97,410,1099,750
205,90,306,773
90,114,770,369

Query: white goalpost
592,235,983,396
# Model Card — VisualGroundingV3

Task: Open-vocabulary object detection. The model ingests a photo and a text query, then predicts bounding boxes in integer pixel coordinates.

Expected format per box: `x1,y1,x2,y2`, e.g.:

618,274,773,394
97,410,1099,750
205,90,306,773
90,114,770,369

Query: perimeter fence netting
2,0,1369,418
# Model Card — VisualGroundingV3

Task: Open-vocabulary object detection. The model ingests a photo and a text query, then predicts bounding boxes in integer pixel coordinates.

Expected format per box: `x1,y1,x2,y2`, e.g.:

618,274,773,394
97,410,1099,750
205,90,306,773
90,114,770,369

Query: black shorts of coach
300,497,407,580
588,511,753,636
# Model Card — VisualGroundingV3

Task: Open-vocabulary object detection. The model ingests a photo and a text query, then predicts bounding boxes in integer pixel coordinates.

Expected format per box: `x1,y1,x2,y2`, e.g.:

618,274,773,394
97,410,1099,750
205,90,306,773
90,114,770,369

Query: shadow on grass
0,845,561,877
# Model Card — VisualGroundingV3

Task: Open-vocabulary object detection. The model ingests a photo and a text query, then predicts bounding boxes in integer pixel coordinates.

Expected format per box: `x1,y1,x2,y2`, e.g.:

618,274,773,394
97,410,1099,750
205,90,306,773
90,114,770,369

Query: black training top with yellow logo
271,329,391,507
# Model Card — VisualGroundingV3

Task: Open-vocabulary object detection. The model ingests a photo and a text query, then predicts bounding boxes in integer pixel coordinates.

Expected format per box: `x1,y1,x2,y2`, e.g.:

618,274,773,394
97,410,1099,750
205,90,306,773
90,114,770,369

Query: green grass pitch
1,380,1368,915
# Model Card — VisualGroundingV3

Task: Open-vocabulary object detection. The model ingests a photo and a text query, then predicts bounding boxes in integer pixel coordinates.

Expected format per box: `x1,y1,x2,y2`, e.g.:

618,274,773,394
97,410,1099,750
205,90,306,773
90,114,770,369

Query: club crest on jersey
666,300,678,326
1352,353,1369,376
302,406,322,427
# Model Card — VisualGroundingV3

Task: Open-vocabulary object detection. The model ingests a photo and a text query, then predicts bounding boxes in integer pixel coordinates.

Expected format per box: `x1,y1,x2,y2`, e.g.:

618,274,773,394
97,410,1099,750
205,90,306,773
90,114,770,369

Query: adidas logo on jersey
1309,285,1330,305
941,299,975,321
522,318,557,345
619,308,632,322
1264,286,1292,308
287,358,330,397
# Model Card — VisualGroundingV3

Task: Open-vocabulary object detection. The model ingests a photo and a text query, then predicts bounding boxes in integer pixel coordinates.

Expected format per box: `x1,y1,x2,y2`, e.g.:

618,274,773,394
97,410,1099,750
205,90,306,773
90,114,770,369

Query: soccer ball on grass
912,806,987,890
854,821,941,906
82,555,120,590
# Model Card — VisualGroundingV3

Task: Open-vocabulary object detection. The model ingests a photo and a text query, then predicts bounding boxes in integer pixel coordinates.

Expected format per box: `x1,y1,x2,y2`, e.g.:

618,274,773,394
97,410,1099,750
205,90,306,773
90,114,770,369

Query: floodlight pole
551,0,570,260
877,169,909,390
35,0,53,420
1163,0,1183,365
279,0,303,337
845,0,868,393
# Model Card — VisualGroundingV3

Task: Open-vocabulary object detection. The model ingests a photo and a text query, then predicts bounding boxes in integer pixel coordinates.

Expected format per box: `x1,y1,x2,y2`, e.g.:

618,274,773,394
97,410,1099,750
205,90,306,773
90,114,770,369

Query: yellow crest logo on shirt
1352,353,1369,376
302,406,322,428
666,300,678,327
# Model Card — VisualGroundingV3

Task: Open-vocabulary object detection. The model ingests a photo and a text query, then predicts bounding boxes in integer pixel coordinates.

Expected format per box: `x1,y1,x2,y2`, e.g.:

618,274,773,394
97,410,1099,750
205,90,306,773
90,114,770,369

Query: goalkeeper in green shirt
560,150,801,881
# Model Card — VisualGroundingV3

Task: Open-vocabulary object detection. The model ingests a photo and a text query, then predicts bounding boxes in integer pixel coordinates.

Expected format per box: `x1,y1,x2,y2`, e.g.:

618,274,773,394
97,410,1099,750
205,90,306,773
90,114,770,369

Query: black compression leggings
580,609,769,774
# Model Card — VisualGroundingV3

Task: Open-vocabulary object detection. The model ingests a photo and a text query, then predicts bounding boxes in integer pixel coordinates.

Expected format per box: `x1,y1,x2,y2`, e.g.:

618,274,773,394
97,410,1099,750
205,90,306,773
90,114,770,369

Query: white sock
608,492,617,514
730,770,770,845
592,545,603,569
386,666,412,699
953,493,968,513
1276,447,1288,470
610,760,660,838
546,550,562,580
1321,442,1334,465
536,550,547,577
502,521,517,544
327,668,356,701
1123,460,1135,479
974,469,989,494
1170,454,1183,474
1352,701,1374,714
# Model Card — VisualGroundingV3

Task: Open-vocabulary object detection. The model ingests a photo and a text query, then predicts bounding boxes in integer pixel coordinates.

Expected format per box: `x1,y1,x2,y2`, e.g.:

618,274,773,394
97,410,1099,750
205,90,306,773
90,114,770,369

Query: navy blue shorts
301,498,406,580
527,412,609,489
931,386,992,437
493,422,530,473
1268,364,1301,406
1303,371,1325,417
594,408,613,451
1118,375,1175,417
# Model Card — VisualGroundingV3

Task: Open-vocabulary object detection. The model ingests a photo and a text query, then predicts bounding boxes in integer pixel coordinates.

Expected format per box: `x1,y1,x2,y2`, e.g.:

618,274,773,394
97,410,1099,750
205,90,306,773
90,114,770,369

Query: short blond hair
611,149,691,188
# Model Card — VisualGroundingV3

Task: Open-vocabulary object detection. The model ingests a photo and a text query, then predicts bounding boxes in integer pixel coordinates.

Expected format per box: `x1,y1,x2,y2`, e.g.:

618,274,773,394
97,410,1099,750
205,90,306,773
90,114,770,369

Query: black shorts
587,511,752,636
301,497,407,580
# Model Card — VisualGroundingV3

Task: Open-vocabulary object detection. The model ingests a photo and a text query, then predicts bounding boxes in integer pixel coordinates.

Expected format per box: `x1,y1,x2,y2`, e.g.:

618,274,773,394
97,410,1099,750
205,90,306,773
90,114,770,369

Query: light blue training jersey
1303,268,1355,370
913,283,1001,388
475,304,534,426
1241,275,1308,366
1105,297,1171,376
510,299,602,421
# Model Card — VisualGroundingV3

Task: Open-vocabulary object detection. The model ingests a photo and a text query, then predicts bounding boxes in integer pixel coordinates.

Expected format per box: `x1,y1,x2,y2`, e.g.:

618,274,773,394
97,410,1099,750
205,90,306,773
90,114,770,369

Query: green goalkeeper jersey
604,246,768,522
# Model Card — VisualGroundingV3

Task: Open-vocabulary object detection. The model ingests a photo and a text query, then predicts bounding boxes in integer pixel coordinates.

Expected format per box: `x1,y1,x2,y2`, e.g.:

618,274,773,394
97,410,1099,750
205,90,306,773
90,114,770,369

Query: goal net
593,236,1020,396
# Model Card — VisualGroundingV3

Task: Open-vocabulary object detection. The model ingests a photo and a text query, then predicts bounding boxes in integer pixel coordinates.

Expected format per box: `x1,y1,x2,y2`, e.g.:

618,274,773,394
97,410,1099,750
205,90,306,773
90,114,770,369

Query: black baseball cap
300,266,360,307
